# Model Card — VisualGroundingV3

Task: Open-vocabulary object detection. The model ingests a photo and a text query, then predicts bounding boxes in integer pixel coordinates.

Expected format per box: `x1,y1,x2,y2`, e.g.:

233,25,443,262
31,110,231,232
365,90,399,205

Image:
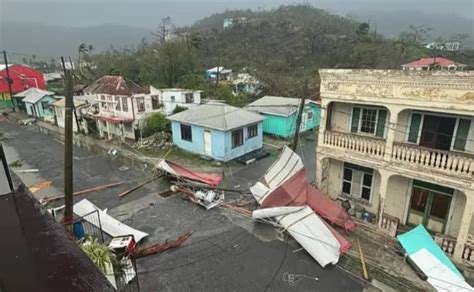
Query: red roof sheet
161,160,223,187
261,168,355,253
402,57,465,68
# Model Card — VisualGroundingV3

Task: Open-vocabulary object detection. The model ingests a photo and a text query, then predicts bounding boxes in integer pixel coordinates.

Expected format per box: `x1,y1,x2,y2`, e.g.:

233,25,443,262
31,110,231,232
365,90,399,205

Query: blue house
19,88,59,120
246,96,320,138
168,103,264,162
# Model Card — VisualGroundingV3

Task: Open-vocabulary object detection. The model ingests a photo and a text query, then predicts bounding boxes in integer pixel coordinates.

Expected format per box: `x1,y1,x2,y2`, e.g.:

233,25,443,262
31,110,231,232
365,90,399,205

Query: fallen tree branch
43,181,124,203
134,231,192,258
118,175,163,198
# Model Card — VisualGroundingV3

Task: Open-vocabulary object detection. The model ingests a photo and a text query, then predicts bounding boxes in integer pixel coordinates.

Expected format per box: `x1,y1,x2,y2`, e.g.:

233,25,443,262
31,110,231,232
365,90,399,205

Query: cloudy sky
1,0,473,28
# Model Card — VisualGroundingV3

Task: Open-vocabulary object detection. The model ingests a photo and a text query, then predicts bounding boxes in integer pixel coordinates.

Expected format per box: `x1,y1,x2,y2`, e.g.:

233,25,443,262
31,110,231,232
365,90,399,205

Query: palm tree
78,43,88,72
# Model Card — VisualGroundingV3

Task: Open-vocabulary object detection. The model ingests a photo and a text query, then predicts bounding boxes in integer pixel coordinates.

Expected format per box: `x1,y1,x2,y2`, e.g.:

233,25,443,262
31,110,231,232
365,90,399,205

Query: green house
246,96,320,138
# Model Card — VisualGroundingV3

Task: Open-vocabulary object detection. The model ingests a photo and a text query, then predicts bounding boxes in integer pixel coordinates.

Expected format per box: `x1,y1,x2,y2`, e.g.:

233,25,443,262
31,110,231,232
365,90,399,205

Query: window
185,93,194,103
121,97,129,112
107,96,113,110
151,95,160,110
341,163,373,202
307,111,314,120
180,124,192,142
41,101,50,111
360,108,377,134
248,124,258,138
351,106,387,137
136,97,145,112
407,112,471,152
171,96,175,102
232,128,244,148
115,96,121,111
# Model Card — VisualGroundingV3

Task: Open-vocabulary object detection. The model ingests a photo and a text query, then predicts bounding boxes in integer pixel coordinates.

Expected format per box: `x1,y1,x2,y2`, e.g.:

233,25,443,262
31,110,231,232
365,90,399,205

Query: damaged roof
84,75,147,96
168,102,263,131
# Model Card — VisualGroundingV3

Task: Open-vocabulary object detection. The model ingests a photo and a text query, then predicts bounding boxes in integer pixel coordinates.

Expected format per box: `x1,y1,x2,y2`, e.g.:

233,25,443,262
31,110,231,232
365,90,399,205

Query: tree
142,112,170,136
154,17,176,44
400,24,432,45
356,22,370,37
78,43,88,72
172,105,188,114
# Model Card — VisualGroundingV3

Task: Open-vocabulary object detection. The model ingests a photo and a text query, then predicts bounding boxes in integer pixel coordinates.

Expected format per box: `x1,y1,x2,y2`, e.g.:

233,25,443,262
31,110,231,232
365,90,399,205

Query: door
407,186,452,233
419,115,456,150
204,130,212,156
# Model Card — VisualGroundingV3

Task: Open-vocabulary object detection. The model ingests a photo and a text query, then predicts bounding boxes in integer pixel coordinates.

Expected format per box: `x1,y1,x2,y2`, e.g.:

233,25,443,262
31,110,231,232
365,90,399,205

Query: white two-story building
316,69,474,265
84,75,162,140
149,86,202,115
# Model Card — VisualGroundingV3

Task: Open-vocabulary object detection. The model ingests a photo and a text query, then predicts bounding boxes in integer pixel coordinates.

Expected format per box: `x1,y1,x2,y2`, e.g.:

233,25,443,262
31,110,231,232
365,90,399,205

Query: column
315,99,330,189
383,106,402,162
106,122,112,140
453,191,473,262
377,169,391,227
315,155,326,190
317,99,330,150
98,120,104,138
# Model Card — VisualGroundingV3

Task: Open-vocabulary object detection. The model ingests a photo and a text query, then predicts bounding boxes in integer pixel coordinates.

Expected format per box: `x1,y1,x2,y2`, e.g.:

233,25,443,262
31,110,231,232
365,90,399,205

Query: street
0,119,364,291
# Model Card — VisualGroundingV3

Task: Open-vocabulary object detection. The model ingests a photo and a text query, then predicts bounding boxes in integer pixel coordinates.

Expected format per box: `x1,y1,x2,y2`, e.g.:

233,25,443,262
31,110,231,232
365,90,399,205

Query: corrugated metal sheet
168,103,263,131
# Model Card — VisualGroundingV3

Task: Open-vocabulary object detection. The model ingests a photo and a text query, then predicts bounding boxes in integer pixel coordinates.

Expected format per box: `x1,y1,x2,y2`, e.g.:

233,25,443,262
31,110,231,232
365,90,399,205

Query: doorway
407,180,453,234
419,115,456,150
204,130,212,156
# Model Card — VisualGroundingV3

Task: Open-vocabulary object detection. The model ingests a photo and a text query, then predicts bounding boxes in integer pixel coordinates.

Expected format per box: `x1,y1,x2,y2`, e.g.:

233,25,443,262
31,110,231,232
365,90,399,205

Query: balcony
322,131,386,158
321,131,474,180
392,142,473,178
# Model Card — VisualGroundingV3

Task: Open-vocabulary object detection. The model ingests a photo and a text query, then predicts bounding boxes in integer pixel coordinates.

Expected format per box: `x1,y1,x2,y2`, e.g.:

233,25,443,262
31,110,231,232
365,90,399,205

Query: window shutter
351,107,360,133
375,110,387,137
408,113,422,143
453,119,471,151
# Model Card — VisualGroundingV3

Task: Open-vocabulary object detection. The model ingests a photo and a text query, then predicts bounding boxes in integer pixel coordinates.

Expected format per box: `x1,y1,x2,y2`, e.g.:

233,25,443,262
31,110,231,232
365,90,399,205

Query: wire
263,240,289,291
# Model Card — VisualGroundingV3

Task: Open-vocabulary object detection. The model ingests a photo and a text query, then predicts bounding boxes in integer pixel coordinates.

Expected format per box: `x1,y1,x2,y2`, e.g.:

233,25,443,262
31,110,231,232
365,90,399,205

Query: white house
84,75,163,140
317,69,474,266
149,86,201,115
52,95,97,133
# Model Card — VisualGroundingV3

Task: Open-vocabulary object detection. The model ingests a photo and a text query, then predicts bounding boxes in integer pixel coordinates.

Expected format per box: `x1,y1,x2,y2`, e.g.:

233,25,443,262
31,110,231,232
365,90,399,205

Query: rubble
133,132,172,150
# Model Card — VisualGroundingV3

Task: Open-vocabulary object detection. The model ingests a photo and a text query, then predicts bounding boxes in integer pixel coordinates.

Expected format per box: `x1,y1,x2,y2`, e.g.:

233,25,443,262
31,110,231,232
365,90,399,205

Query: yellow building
316,69,474,265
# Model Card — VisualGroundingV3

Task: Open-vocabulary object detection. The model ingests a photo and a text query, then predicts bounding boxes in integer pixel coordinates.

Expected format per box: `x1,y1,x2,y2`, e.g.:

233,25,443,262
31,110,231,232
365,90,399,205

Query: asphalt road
0,119,364,292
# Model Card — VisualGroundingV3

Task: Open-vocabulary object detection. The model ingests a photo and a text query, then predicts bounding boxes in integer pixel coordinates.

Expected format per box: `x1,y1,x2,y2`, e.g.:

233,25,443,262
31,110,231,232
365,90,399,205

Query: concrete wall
329,102,352,132
324,158,381,214
149,87,202,115
384,175,411,221
171,121,263,162
54,106,78,132
447,191,466,238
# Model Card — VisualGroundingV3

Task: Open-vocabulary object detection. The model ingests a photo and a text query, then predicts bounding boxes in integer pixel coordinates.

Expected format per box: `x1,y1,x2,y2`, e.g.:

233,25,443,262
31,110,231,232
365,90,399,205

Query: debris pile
133,132,172,150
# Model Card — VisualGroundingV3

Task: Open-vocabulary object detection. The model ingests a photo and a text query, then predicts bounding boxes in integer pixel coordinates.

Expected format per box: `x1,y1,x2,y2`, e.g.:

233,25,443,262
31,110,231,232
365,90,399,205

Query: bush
142,112,170,137
172,106,188,114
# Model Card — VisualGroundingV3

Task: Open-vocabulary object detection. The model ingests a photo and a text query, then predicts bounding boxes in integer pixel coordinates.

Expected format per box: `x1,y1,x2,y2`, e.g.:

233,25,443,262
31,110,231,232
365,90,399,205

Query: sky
1,0,473,28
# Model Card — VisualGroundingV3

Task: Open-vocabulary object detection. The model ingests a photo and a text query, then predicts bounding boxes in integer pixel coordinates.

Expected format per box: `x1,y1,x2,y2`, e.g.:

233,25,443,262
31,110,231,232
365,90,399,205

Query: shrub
142,112,170,136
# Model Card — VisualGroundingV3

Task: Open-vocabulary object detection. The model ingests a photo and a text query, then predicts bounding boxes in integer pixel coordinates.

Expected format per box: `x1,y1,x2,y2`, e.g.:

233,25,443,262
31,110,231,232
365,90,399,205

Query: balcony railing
392,142,474,177
323,131,385,157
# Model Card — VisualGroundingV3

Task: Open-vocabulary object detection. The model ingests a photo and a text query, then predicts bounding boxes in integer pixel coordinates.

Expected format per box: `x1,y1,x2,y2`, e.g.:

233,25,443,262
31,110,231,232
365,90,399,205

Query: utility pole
2,51,16,112
61,57,74,232
292,79,308,151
